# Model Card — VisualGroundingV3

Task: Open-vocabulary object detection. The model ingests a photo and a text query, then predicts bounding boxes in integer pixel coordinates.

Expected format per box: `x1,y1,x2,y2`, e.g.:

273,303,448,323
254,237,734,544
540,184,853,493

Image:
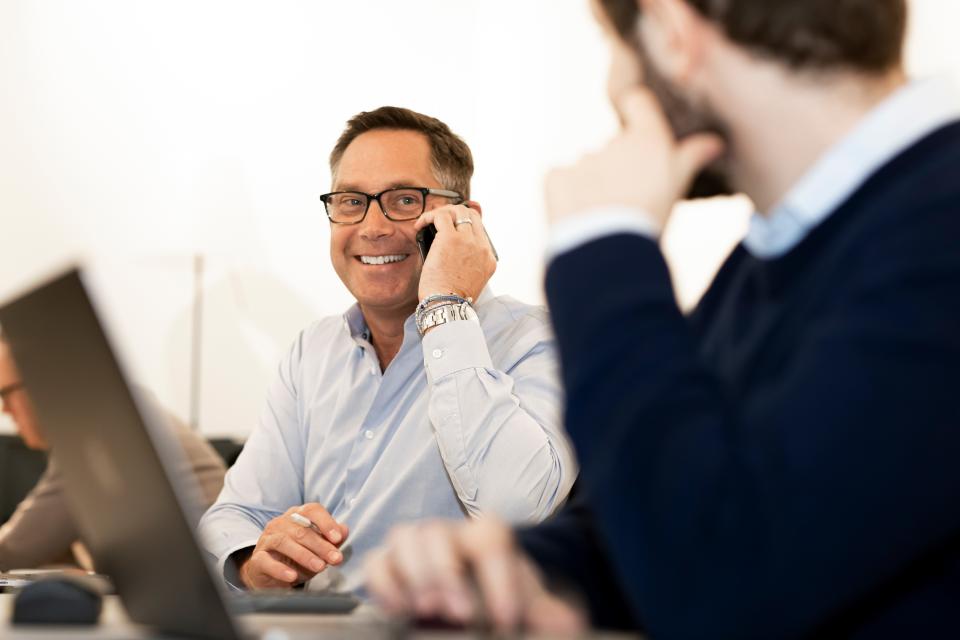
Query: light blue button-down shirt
198,291,576,593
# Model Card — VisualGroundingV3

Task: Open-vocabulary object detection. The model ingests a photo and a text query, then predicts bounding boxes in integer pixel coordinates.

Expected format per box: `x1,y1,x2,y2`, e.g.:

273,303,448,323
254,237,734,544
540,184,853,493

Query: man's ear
465,200,483,216
637,0,708,85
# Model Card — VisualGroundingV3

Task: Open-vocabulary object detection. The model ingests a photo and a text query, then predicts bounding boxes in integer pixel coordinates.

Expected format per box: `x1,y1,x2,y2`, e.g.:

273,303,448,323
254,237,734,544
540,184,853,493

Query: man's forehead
333,129,438,190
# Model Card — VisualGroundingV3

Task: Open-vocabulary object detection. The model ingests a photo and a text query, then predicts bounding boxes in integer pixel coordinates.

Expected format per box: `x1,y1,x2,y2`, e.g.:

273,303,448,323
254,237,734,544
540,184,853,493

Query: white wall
1,0,957,437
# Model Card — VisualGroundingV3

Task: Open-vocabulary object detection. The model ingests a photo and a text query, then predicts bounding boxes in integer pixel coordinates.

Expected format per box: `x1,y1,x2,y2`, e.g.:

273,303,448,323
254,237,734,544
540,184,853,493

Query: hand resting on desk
364,517,585,635
239,503,349,590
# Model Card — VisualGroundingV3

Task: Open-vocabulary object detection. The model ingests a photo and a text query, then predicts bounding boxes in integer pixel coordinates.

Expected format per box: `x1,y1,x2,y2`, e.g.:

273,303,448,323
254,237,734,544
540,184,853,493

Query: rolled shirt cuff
422,319,493,383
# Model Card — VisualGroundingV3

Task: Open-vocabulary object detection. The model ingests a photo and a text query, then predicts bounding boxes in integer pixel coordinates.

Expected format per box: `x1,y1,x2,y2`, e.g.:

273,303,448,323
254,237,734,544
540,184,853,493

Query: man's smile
355,253,411,266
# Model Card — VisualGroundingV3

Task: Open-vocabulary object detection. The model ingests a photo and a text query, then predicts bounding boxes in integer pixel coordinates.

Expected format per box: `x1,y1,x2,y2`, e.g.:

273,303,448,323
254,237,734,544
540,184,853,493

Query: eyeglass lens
328,188,426,222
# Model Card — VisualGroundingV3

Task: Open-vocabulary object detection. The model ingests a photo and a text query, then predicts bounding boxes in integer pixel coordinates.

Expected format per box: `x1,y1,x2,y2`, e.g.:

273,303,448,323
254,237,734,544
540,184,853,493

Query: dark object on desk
12,577,102,625
228,590,359,615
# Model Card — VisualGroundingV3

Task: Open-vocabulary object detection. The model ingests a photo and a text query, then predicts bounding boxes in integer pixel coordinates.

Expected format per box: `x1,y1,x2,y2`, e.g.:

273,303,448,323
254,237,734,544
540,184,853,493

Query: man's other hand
415,202,496,301
239,503,349,590
364,517,585,634
545,87,725,231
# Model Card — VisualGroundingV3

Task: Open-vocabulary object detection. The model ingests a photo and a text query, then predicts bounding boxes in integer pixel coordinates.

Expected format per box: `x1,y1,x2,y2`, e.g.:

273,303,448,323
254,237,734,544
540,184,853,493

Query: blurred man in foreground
0,336,225,571
366,0,960,636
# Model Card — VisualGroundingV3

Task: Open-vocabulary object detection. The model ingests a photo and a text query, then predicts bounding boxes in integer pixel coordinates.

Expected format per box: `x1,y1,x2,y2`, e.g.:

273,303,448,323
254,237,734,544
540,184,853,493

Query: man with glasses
0,335,226,571
198,106,575,593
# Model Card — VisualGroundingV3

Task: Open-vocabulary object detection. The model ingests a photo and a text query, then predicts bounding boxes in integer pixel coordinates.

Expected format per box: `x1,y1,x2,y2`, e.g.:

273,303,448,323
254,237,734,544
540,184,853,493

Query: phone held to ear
416,212,499,263
416,224,438,262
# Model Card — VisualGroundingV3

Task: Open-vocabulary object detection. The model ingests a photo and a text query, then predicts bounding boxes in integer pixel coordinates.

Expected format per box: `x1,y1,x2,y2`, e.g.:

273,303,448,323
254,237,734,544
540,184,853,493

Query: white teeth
359,254,408,265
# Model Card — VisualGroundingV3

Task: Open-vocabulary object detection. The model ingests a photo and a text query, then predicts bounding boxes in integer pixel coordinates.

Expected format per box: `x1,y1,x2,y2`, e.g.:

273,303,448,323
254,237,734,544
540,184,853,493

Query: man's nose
358,200,395,240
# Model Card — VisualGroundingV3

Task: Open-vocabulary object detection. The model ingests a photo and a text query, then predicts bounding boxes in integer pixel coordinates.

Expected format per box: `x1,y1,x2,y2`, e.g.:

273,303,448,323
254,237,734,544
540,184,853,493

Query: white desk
0,593,639,639
0,593,396,639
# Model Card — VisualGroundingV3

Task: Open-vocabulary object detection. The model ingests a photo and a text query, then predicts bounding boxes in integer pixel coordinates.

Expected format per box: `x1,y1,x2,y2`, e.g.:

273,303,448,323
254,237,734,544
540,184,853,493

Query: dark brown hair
329,106,474,199
598,0,907,73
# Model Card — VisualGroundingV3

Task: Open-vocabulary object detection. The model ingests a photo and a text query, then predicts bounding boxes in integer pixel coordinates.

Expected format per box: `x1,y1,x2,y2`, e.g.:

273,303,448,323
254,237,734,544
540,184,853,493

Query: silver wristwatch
416,301,479,336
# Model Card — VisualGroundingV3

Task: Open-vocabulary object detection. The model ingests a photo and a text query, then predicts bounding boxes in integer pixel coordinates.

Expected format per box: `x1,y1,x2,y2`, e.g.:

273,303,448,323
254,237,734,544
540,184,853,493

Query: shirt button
363,429,374,440
432,348,444,359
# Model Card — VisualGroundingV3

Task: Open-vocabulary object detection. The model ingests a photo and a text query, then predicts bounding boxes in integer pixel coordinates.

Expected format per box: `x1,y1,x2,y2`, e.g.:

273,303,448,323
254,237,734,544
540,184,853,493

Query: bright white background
1,0,958,437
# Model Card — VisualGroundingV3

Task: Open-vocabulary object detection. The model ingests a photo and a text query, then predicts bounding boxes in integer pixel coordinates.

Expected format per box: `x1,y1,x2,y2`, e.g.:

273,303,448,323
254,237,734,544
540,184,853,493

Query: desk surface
0,593,639,639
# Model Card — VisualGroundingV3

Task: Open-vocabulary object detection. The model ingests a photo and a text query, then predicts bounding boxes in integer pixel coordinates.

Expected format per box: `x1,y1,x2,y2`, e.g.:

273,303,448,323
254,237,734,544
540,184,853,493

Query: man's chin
353,288,419,316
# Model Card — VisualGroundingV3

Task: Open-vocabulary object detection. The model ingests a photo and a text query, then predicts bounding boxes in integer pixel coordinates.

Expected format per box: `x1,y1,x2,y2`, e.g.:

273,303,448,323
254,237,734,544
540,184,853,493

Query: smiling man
198,107,576,593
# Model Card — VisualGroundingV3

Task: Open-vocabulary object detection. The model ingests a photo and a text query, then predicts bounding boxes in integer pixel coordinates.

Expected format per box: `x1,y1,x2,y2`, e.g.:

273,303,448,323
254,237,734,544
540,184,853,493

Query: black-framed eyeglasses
319,187,462,224
0,381,23,402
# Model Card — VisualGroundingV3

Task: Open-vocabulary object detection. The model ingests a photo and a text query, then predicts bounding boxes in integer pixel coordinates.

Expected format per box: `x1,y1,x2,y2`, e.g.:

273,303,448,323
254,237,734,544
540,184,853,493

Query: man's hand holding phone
545,88,725,232
239,503,349,590
414,202,497,301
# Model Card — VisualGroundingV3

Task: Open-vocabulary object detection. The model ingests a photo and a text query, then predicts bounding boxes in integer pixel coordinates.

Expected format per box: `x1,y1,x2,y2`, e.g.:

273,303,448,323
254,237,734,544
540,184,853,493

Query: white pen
289,512,323,535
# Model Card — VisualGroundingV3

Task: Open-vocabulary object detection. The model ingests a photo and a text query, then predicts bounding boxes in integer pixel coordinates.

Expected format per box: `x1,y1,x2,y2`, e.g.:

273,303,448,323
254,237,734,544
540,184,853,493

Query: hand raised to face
414,202,497,302
545,88,726,233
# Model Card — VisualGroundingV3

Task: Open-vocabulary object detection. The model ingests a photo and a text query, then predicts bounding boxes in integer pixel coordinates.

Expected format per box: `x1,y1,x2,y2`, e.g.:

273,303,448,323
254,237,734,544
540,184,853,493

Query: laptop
0,268,367,639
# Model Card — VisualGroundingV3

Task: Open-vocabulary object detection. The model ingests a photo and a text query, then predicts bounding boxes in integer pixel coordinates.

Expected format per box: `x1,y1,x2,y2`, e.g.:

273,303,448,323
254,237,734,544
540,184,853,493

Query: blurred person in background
198,107,575,594
365,0,960,637
0,335,225,571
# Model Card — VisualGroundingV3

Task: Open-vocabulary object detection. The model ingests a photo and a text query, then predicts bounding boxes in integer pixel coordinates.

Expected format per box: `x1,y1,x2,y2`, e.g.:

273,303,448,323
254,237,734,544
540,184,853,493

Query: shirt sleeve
197,332,309,584
421,307,576,524
0,456,79,570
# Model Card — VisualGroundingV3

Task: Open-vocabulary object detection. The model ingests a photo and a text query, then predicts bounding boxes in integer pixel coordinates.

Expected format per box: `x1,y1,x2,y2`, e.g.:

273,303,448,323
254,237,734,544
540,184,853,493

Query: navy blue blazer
519,122,960,639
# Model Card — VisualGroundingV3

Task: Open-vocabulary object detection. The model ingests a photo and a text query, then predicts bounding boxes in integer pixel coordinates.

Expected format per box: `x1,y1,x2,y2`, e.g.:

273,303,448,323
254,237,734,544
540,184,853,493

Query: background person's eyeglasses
319,187,462,224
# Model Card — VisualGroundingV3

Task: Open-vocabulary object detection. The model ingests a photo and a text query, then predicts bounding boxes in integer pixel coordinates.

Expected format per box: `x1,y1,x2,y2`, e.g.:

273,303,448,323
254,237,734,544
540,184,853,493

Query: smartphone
416,224,437,262
415,221,499,263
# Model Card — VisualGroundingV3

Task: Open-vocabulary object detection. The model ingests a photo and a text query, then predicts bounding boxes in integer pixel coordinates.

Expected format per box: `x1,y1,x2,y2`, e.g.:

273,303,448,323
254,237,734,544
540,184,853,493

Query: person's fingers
451,205,481,238
386,526,443,617
270,510,344,564
299,503,345,545
364,547,412,615
675,132,726,192
276,552,317,585
415,205,455,231
418,522,473,623
458,519,521,632
413,209,434,231
430,207,457,235
250,549,300,586
615,86,672,138
271,533,329,574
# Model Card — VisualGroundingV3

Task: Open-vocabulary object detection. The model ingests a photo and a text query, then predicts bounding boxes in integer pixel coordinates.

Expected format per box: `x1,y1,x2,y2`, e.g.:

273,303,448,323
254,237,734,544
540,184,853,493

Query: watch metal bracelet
416,301,479,336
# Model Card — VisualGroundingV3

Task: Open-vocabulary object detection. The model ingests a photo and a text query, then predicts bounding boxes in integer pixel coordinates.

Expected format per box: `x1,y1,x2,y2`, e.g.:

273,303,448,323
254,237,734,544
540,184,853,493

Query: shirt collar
744,76,960,258
343,304,369,341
